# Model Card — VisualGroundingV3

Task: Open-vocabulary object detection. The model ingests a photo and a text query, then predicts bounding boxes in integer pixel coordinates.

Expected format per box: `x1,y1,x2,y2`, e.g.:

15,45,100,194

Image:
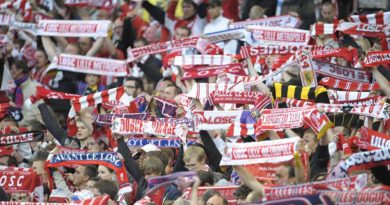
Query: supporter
92,179,118,201
205,191,228,205
69,165,98,190
203,0,230,35
164,84,181,101
274,164,296,185
318,1,336,23
77,74,105,96
97,165,115,181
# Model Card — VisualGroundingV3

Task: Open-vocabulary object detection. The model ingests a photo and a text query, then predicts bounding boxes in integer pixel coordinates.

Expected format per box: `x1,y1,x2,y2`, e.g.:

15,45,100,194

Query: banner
229,15,301,29
248,26,310,46
0,166,44,202
127,37,209,62
46,54,128,77
36,20,111,37
0,131,44,146
182,63,246,80
220,137,299,165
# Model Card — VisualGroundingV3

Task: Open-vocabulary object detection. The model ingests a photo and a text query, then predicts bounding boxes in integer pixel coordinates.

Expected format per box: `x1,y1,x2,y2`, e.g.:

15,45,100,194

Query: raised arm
37,102,68,145
199,130,222,172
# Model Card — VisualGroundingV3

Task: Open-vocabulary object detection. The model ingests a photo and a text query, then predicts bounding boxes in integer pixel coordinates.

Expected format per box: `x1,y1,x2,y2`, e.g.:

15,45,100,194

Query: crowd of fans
0,0,389,204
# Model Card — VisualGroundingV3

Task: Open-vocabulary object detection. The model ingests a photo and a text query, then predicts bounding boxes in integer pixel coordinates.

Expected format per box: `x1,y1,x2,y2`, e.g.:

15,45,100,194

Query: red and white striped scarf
127,37,209,62
316,102,389,119
36,19,111,37
187,82,245,99
0,0,31,22
229,15,301,29
46,54,129,77
182,63,245,80
0,103,9,119
310,23,336,36
172,55,233,66
362,51,390,67
286,99,315,108
69,86,132,118
319,77,380,91
205,28,247,43
296,49,317,87
226,122,255,137
25,86,81,107
327,90,371,102
349,11,390,25
219,74,263,88
336,22,389,37
248,26,310,46
220,137,299,165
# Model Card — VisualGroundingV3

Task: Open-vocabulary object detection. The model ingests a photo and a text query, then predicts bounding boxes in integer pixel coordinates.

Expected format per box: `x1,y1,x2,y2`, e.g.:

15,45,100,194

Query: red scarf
319,77,380,91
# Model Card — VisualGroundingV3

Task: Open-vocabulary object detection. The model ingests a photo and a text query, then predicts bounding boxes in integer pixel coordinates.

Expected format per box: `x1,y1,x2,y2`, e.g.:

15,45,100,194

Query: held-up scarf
310,23,337,36
146,171,197,194
312,60,370,83
46,152,132,196
229,15,301,29
9,19,36,36
172,55,233,66
45,54,129,77
0,166,44,202
248,26,311,46
272,82,329,103
316,102,390,119
358,127,390,150
127,137,196,148
26,86,81,106
319,189,390,205
296,49,317,87
0,12,13,26
319,77,380,91
220,137,299,166
349,11,390,25
21,43,36,68
0,103,9,119
156,117,196,133
0,130,44,145
111,118,184,137
187,82,245,99
69,86,132,118
327,148,390,179
95,113,151,126
256,107,333,139
264,175,364,200
205,28,247,43
36,19,111,37
208,90,272,111
362,51,390,67
13,74,29,108
336,22,389,37
154,97,178,118
327,90,371,102
182,63,246,80
226,110,257,137
193,110,250,131
218,74,263,88
127,36,209,62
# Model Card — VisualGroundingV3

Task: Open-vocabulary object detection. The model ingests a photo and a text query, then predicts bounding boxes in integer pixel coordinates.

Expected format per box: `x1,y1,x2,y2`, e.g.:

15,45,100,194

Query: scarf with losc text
46,152,132,196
